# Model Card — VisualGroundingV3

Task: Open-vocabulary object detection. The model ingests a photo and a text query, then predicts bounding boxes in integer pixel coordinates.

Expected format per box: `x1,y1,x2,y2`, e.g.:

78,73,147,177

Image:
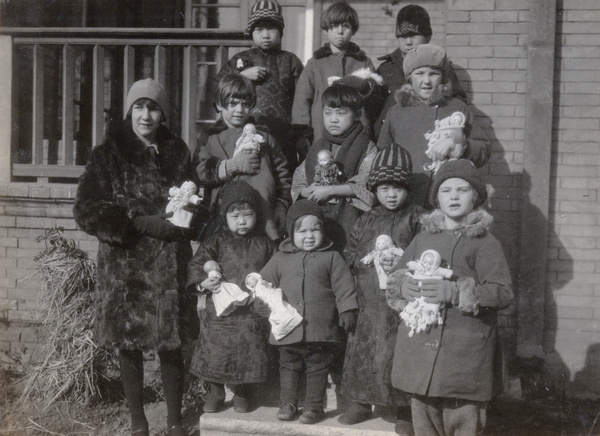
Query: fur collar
313,42,368,61
394,82,454,107
420,208,493,238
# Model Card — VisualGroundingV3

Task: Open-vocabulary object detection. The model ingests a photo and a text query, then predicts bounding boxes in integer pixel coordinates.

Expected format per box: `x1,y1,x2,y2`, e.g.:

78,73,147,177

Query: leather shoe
277,402,297,421
299,409,323,424
338,402,372,425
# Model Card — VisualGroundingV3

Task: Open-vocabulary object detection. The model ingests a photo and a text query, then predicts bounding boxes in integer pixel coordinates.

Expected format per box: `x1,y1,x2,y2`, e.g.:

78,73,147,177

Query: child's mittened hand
379,256,398,273
228,150,261,175
241,66,267,81
254,300,271,317
428,137,455,161
420,280,458,305
401,277,422,302
200,276,222,293
339,310,357,334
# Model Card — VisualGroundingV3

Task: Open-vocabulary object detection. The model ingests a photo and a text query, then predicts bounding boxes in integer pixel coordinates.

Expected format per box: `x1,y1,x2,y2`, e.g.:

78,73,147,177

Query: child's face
323,105,359,136
226,204,257,236
437,178,476,223
397,34,429,55
293,215,323,251
324,22,353,51
376,183,408,211
410,67,443,101
131,99,162,142
252,22,282,51
217,98,253,128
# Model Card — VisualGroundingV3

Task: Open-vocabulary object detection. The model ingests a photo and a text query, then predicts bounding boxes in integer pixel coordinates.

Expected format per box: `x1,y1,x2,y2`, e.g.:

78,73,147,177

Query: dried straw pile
19,227,118,407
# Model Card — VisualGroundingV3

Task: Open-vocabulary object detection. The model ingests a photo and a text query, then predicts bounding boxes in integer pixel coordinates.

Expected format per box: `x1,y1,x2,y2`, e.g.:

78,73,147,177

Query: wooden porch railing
0,28,252,184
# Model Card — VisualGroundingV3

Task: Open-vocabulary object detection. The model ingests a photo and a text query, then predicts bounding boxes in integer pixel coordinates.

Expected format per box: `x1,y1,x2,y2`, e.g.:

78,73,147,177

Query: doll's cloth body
233,123,264,156
166,181,202,228
209,270,252,317
246,272,303,340
360,235,404,289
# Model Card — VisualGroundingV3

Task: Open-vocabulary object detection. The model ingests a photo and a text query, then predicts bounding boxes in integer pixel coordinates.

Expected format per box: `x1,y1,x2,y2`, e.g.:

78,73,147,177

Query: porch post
0,36,12,183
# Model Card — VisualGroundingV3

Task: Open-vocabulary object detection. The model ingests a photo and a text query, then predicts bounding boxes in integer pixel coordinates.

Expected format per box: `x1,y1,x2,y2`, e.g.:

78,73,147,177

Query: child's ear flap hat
403,44,449,79
286,200,324,236
429,159,487,208
246,0,285,35
396,4,432,38
125,78,168,120
367,144,413,192
220,180,262,219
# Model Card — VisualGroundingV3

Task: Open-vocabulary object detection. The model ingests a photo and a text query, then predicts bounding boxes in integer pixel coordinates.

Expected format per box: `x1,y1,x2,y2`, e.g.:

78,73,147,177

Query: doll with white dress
166,180,202,228
234,123,264,156
360,235,404,289
199,260,251,317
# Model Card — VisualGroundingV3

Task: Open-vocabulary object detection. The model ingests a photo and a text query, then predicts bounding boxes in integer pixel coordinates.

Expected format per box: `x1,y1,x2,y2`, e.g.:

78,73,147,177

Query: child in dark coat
339,145,424,427
187,181,277,413
386,160,513,436
259,200,358,425
377,44,491,207
214,0,304,170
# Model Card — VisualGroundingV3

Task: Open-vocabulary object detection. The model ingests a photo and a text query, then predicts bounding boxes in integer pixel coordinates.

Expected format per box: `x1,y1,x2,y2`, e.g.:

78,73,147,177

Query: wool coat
186,229,276,384
340,204,424,405
73,120,197,352
387,209,513,402
377,85,491,208
260,239,358,345
374,48,467,141
292,42,375,140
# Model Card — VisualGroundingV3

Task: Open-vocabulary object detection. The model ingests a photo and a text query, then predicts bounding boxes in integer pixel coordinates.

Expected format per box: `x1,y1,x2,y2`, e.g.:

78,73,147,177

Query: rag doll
423,112,467,173
400,250,453,337
314,149,343,187
200,260,251,317
245,272,303,341
234,123,264,156
360,235,404,289
166,180,202,228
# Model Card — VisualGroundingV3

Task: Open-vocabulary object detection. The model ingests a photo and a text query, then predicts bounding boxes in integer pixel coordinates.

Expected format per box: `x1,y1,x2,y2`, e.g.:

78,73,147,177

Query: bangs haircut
320,1,359,34
227,201,254,214
215,74,256,108
322,84,363,113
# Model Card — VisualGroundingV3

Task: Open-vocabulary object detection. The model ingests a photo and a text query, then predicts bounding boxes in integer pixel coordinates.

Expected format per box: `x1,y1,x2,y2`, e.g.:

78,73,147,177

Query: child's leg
278,345,302,406
411,394,444,436
232,383,252,413
303,344,334,412
158,348,184,428
204,382,226,413
119,349,148,434
442,398,487,436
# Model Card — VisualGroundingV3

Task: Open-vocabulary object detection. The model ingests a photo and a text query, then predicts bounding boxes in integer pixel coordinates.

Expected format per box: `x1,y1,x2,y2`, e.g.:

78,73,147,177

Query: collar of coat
377,48,404,63
394,82,454,107
313,42,368,61
420,208,493,238
105,120,176,156
202,116,269,136
279,237,335,253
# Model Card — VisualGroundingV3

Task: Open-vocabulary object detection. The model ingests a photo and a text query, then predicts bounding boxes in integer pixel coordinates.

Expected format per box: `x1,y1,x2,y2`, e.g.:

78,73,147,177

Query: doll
423,112,467,173
314,149,343,187
234,123,264,156
400,250,453,337
360,235,404,289
201,260,251,317
166,180,202,228
245,272,303,341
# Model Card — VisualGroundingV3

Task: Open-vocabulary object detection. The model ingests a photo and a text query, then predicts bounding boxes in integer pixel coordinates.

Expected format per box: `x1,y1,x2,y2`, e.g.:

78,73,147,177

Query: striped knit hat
246,1,284,35
367,144,413,192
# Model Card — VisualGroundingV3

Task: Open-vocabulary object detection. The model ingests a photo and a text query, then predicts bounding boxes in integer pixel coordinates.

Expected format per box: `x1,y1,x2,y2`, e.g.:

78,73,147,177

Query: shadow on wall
573,344,600,398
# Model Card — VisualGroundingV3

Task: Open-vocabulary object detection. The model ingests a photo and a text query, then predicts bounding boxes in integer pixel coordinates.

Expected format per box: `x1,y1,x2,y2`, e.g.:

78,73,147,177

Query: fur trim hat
428,159,487,207
220,181,261,218
125,78,168,119
403,44,448,78
396,4,432,38
247,0,284,35
333,68,385,105
367,144,413,192
286,200,324,236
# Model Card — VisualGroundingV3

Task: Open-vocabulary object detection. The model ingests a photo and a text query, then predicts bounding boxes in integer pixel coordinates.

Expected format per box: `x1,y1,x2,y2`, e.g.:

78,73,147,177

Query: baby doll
245,272,303,341
201,260,251,317
360,235,404,289
234,123,264,156
423,111,467,173
400,250,453,337
166,180,202,228
313,149,343,186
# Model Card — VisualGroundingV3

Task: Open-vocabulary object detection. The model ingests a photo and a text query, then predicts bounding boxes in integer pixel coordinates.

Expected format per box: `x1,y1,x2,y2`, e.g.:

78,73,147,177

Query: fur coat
73,120,197,351
386,209,513,402
376,84,491,207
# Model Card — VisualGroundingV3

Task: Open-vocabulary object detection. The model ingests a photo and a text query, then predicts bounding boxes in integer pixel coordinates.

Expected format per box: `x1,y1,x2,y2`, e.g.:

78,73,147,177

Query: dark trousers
278,343,336,411
411,394,487,436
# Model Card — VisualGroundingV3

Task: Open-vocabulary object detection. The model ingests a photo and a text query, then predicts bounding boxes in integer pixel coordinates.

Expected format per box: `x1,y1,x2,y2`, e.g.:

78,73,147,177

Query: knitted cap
247,0,284,35
403,44,448,78
125,78,168,119
286,200,324,236
220,181,261,219
367,144,413,192
428,159,487,207
333,68,385,105
396,4,432,38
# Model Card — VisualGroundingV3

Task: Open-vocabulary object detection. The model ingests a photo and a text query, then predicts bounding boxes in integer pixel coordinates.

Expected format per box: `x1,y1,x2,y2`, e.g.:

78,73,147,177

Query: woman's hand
200,276,222,293
240,66,267,81
306,186,335,203
300,183,317,199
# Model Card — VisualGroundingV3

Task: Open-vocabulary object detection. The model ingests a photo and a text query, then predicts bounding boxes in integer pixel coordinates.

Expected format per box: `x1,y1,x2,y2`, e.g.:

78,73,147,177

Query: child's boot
277,367,299,421
233,384,252,413
395,406,415,436
338,402,373,425
203,382,225,413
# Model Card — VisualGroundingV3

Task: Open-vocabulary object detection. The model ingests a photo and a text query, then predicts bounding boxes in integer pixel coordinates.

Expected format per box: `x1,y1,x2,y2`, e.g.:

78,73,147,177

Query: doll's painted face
293,214,323,251
318,150,334,167
376,183,408,211
226,202,257,236
410,66,443,101
376,235,393,251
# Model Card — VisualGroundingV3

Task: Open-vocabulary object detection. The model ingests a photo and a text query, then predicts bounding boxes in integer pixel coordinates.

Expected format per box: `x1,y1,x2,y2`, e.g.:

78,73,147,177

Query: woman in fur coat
73,79,199,436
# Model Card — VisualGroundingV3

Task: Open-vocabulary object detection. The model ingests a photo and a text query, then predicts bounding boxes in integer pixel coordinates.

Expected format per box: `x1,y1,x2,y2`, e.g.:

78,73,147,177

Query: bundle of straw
19,227,118,408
